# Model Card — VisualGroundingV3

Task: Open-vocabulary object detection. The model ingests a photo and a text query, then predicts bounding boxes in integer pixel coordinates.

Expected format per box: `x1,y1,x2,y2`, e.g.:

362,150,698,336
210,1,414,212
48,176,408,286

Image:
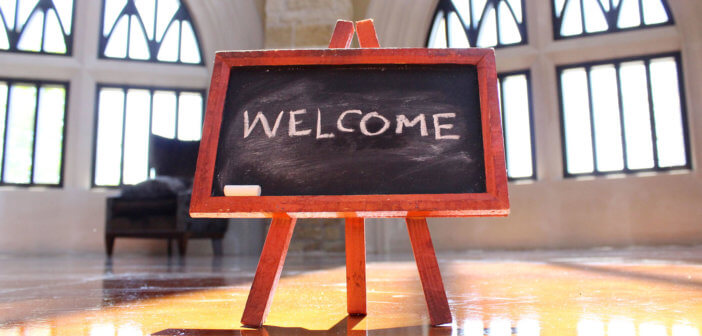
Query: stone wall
264,0,354,254
265,0,354,49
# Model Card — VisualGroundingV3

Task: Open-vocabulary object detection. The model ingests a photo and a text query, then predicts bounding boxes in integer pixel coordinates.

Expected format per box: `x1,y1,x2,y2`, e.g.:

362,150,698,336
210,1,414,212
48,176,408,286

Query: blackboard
211,64,485,196
191,48,508,218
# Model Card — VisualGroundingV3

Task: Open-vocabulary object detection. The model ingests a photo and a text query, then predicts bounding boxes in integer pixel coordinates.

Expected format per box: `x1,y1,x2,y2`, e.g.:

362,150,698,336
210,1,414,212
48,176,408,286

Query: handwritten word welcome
243,109,460,140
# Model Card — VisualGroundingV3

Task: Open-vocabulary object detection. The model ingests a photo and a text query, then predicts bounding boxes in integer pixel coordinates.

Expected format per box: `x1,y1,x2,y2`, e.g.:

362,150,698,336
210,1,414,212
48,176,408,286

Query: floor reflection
1,247,701,335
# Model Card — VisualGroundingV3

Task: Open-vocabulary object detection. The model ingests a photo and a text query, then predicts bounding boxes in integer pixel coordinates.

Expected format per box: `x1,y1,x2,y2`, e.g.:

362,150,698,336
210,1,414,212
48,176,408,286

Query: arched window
554,0,688,176
93,0,207,187
427,0,534,180
0,0,74,54
99,0,203,64
553,0,673,38
427,0,527,48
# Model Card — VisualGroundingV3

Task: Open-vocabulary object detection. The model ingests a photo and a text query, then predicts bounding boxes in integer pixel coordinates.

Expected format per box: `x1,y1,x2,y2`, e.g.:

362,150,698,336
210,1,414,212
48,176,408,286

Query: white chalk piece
224,185,262,196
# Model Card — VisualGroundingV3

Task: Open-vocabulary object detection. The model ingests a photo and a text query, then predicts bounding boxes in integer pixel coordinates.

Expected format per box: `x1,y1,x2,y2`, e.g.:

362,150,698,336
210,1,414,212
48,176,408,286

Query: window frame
498,70,537,181
97,0,205,65
91,83,206,188
551,0,675,41
0,77,70,188
425,0,529,49
0,0,77,56
556,51,691,178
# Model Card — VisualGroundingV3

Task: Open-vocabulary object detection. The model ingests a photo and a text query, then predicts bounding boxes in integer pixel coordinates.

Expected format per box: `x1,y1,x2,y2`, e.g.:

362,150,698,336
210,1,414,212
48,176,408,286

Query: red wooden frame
191,48,508,219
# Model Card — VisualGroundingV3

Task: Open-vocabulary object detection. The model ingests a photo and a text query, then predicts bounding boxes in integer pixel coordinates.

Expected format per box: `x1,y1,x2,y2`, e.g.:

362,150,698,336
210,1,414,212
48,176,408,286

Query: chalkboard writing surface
212,64,485,197
191,48,509,218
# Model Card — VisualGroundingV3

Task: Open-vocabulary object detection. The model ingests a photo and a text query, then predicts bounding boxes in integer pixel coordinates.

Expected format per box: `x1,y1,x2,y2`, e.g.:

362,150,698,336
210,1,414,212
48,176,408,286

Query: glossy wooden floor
1,246,702,335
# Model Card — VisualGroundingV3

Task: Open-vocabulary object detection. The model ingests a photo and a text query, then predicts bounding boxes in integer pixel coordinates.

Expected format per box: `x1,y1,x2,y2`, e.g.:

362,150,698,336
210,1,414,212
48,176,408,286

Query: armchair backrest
149,134,200,180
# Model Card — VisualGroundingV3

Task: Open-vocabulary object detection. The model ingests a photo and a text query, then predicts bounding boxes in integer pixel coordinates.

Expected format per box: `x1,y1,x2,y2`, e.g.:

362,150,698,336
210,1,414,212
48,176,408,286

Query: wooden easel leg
406,217,452,326
241,217,297,327
345,218,366,315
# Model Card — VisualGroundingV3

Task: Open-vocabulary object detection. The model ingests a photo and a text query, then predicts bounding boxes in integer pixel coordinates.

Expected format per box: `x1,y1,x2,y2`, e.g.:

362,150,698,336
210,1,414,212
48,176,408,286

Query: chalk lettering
359,112,390,136
433,113,460,140
396,114,428,136
337,109,362,133
288,109,311,137
316,108,335,139
243,111,284,138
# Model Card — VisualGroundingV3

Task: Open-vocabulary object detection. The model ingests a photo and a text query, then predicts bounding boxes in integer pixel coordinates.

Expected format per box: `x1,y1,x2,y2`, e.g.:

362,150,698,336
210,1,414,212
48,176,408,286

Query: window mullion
585,66,599,173
643,58,660,168
614,62,630,171
146,88,154,178
174,90,180,139
119,89,128,186
29,83,41,184
1,81,12,182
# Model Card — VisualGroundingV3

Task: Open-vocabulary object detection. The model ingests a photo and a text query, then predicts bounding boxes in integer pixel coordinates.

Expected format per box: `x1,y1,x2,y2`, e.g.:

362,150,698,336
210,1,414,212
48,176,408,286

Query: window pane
156,0,179,41
33,85,65,184
104,15,129,58
128,15,150,60
53,0,73,34
152,91,176,138
472,0,487,25
590,65,624,172
157,21,180,62
43,10,67,54
497,1,521,44
649,58,686,167
122,89,151,185
0,0,17,29
101,0,203,64
617,0,641,28
447,12,469,48
180,21,201,64
177,92,202,141
4,84,37,184
583,0,608,33
620,61,655,170
560,0,584,36
642,0,669,24
501,74,533,179
103,0,127,36
135,0,156,39
95,88,125,186
427,12,447,48
561,68,594,174
476,5,497,47
17,0,39,30
452,0,471,26
17,11,44,52
0,82,7,178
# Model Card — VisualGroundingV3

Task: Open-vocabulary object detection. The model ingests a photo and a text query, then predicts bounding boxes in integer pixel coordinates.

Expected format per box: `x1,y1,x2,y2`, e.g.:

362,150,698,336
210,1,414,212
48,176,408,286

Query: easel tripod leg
345,218,366,315
241,217,297,327
406,217,452,326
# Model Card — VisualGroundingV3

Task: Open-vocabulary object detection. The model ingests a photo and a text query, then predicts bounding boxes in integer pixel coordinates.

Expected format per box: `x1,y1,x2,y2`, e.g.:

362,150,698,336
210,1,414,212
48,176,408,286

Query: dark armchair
105,135,228,256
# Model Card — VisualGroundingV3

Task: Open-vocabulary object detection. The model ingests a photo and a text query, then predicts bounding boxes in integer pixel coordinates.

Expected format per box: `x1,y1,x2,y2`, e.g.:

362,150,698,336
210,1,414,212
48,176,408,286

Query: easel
240,20,452,328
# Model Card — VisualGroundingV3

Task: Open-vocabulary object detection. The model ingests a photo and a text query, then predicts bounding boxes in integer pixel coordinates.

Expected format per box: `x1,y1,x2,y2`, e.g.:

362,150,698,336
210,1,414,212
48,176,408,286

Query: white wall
0,0,264,255
366,0,702,252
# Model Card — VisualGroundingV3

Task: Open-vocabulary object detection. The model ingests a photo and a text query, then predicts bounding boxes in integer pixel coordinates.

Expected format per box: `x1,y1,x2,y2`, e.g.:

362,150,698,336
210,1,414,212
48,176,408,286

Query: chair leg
212,238,224,256
178,236,188,257
105,235,115,257
167,239,173,256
